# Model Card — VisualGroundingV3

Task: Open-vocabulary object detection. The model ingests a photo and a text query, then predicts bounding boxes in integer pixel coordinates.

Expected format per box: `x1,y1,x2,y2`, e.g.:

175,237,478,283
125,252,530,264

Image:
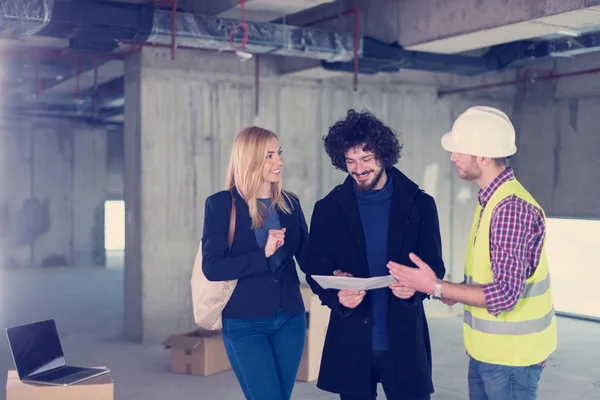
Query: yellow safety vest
463,178,557,366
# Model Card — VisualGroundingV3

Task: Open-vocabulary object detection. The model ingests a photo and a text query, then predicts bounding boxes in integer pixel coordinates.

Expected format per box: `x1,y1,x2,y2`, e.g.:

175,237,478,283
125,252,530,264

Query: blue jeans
468,358,544,400
222,311,306,400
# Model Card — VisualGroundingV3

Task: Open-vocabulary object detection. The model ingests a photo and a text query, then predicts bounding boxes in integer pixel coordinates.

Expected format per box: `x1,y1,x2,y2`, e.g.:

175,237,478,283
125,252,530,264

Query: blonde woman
202,127,309,400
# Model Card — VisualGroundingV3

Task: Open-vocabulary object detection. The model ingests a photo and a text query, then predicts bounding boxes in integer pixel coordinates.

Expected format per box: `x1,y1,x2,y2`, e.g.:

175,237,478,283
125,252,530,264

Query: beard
353,167,385,192
456,164,482,181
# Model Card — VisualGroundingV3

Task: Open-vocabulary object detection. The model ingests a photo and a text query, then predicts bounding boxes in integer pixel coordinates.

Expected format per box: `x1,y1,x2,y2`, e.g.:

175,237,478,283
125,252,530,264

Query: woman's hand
265,228,286,258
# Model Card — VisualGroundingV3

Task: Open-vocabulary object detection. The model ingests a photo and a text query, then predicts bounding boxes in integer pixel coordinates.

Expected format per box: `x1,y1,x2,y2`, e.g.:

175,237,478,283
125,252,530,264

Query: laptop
5,319,110,386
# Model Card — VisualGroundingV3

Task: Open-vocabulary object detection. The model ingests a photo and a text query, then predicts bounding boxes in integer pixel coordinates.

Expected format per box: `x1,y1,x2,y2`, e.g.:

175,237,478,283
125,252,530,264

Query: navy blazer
201,187,309,319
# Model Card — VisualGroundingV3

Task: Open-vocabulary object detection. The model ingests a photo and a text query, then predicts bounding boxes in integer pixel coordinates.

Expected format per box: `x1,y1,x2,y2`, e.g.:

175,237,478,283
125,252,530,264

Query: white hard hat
441,106,517,158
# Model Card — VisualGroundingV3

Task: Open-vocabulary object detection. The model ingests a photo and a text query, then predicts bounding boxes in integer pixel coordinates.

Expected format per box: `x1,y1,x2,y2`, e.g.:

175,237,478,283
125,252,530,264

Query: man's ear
479,157,493,167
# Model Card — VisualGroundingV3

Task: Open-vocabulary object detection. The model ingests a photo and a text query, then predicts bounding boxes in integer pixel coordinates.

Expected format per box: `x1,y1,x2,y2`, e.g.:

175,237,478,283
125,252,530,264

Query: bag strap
228,192,236,247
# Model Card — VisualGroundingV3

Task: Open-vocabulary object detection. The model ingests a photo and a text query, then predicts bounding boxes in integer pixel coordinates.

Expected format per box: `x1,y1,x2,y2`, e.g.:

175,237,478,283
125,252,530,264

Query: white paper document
311,274,397,291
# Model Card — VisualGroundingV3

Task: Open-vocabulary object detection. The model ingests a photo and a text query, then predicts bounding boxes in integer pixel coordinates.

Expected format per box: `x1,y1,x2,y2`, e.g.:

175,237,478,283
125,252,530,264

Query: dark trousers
339,351,432,400
222,310,306,400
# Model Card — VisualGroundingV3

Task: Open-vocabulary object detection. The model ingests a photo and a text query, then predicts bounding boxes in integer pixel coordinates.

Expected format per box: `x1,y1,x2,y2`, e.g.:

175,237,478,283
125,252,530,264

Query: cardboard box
162,329,231,376
296,285,330,382
6,369,114,400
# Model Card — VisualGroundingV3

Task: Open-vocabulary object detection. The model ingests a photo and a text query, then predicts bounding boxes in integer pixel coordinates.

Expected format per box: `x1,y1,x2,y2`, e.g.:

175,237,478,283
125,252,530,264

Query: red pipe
93,58,99,90
171,0,177,59
255,54,260,116
124,43,141,56
75,56,81,95
229,0,249,50
438,67,600,97
139,0,250,54
34,59,40,102
302,6,360,91
353,9,359,92
92,57,99,117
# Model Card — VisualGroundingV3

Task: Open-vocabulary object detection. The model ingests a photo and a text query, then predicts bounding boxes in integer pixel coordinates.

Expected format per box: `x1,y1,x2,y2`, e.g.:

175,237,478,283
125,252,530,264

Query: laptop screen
6,319,66,378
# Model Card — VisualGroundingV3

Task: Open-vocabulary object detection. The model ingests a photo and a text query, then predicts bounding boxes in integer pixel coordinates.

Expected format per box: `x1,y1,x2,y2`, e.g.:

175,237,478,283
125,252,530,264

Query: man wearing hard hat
387,106,557,399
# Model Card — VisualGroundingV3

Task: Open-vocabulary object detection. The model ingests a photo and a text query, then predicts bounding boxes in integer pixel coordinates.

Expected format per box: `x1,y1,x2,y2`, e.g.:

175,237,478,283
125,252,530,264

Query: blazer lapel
387,168,420,261
276,204,295,260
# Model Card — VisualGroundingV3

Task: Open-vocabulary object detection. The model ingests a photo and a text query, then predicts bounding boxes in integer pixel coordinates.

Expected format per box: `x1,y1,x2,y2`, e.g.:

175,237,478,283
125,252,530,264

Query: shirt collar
478,167,515,208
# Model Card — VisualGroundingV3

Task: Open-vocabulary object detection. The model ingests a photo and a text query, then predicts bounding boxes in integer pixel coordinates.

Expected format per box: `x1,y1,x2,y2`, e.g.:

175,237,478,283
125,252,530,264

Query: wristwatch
431,279,443,301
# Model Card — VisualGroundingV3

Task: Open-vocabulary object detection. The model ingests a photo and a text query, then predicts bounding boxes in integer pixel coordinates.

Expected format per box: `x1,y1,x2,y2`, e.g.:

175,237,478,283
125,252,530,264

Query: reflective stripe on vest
464,273,551,299
464,308,555,336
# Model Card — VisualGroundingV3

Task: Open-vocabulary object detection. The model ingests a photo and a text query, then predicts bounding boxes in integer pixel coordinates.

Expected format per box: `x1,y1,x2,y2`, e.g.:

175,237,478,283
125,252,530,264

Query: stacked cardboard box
162,329,232,376
296,285,330,382
5,370,114,400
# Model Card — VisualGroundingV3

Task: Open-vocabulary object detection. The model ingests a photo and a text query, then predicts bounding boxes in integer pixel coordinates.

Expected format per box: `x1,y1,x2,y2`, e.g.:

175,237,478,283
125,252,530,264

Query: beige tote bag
191,195,237,331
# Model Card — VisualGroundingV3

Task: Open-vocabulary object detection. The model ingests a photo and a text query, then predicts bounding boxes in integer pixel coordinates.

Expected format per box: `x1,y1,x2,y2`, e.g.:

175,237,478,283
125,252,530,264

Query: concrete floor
0,268,599,400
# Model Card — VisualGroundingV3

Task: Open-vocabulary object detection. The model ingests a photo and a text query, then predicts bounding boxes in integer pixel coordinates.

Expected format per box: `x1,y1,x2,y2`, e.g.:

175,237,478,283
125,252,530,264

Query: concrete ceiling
215,0,338,22
395,0,600,54
103,0,337,22
11,0,600,57
4,0,600,122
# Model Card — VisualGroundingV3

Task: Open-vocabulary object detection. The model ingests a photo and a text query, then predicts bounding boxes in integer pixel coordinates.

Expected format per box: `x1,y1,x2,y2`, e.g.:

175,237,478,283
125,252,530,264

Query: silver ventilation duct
146,9,359,63
0,0,53,37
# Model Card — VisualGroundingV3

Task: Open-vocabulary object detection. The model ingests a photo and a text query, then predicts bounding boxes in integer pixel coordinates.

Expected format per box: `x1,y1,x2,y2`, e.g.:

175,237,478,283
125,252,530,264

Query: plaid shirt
474,167,547,366
477,168,545,316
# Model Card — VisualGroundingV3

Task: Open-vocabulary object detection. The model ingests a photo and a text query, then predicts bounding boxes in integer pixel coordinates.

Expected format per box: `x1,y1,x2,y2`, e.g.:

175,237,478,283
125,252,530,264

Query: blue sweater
355,174,393,351
254,198,285,272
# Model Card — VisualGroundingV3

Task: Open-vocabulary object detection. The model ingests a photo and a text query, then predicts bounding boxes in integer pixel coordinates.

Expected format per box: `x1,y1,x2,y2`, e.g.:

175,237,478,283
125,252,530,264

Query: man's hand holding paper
312,271,398,291
332,270,366,309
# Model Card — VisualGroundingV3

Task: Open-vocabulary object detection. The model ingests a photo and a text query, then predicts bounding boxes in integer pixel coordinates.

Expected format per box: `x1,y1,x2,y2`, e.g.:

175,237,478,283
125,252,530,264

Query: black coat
202,187,309,319
305,167,446,398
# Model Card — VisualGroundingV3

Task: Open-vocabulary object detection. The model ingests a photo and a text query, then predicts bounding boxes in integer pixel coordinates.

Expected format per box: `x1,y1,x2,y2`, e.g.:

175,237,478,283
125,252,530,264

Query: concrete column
123,48,260,343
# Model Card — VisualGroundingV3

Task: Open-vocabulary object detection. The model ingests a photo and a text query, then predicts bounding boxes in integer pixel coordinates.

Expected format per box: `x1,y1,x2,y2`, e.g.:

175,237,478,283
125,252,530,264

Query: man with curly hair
305,109,446,399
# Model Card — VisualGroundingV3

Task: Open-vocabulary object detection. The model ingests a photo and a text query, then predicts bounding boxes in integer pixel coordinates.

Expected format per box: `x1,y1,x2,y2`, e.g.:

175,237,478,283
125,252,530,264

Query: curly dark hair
323,109,402,172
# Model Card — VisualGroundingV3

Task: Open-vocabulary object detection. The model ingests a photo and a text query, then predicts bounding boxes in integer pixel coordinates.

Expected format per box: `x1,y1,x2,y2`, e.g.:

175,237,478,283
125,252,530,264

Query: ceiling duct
323,37,499,76
0,0,53,37
484,29,600,69
146,9,357,62
24,1,357,60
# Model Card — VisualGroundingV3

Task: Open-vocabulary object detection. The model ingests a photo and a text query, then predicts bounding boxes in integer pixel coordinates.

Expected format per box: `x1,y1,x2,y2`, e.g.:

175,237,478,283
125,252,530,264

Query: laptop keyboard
51,369,104,385
31,366,104,384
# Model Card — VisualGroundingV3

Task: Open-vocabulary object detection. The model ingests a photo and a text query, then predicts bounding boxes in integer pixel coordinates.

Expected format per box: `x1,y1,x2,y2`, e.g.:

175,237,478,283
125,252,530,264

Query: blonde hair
225,126,294,229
